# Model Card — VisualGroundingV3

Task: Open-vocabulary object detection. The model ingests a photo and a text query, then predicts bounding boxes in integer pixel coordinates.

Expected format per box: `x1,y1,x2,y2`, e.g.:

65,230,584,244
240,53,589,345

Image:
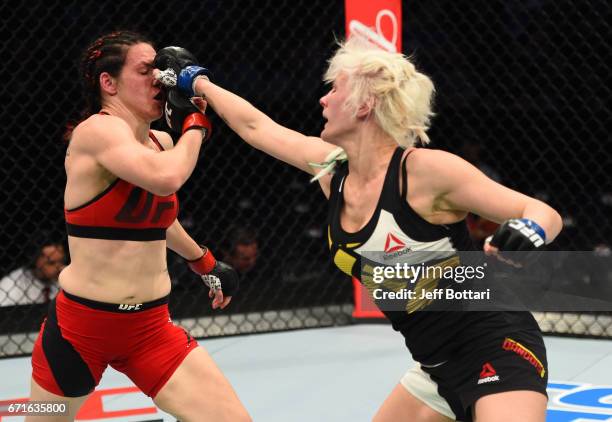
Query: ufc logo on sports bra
115,187,175,224
118,303,142,311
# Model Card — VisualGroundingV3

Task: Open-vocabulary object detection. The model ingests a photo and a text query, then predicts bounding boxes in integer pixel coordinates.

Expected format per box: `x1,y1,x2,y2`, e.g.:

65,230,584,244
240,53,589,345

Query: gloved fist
201,261,240,298
187,248,239,309
164,89,212,138
154,46,210,97
488,218,546,251
154,46,198,76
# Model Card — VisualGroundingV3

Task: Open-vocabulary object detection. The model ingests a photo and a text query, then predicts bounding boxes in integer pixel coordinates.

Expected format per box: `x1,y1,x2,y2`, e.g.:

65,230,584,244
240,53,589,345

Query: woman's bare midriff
59,236,171,304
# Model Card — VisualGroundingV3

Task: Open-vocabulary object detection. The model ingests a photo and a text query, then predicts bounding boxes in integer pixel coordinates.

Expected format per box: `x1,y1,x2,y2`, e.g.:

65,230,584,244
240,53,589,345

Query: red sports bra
65,132,179,241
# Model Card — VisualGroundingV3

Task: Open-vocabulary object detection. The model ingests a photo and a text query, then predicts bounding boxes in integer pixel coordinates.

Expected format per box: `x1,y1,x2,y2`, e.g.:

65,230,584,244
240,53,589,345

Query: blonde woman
157,38,562,422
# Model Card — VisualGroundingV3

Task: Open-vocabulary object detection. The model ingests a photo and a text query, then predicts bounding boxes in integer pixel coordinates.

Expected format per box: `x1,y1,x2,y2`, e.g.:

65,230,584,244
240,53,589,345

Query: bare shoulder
404,148,481,197
150,130,174,150
407,148,464,169
71,114,133,153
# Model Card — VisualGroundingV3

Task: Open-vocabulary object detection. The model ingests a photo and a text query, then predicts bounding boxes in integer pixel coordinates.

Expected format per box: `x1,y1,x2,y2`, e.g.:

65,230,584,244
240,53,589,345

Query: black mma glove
154,46,198,74
164,89,212,138
488,218,546,251
187,248,239,297
202,261,240,298
154,46,211,97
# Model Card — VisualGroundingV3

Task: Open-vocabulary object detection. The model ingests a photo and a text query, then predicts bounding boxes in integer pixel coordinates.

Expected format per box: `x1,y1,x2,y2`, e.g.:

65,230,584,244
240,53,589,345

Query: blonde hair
324,36,435,148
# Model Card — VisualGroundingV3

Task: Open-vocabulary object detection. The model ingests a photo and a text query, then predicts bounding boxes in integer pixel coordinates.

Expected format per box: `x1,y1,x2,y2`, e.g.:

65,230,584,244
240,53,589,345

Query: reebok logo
478,363,500,384
384,233,406,253
118,303,142,311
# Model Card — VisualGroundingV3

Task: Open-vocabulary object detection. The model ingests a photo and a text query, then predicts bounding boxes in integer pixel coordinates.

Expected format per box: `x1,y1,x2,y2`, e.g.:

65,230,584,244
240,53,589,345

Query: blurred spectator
220,225,259,275
466,214,500,249
166,224,260,300
0,241,66,306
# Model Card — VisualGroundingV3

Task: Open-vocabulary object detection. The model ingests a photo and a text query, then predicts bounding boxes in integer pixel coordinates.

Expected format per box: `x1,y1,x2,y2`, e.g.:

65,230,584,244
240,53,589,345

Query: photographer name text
373,288,491,300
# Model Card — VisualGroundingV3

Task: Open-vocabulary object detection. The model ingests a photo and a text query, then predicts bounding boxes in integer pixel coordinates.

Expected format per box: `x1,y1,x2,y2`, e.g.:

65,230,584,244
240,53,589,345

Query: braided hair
64,30,153,141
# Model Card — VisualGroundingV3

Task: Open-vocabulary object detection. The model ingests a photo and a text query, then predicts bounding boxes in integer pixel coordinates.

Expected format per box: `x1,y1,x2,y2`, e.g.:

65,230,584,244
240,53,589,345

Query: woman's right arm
194,79,338,186
72,115,203,196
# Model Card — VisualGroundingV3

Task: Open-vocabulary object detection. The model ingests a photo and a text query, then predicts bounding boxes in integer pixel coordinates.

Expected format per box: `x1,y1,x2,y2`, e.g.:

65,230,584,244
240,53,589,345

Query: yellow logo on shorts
502,337,546,378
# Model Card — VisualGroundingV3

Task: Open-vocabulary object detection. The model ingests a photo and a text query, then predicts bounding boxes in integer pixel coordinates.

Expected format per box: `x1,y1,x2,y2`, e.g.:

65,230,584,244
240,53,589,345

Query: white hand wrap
156,68,178,87
201,274,222,292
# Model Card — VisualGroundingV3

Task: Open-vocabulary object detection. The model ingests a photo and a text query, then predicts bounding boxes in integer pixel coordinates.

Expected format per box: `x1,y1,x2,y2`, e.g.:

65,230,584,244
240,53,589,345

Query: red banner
345,0,402,319
345,0,402,52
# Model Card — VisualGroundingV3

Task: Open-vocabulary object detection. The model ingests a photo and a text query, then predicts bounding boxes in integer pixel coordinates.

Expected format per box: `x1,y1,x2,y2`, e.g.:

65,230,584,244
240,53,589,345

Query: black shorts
401,329,548,421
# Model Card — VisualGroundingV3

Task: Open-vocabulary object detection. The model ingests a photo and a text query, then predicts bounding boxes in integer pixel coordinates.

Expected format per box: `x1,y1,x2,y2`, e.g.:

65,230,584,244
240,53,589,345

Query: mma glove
164,88,212,137
488,218,546,251
187,248,239,297
154,46,211,97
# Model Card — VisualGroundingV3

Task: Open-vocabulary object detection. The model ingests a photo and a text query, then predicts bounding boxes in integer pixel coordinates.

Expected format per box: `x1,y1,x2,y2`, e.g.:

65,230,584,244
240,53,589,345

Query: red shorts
31,290,198,398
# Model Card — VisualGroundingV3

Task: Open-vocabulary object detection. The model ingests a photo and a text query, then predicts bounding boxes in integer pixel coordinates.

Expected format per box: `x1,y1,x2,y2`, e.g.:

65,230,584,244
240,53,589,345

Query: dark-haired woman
27,31,250,422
